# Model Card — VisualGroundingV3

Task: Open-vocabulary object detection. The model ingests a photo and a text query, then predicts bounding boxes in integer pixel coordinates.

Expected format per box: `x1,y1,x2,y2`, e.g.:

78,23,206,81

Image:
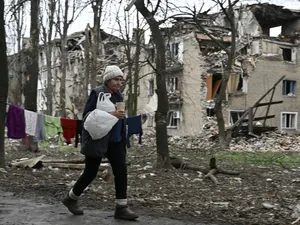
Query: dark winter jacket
80,85,126,158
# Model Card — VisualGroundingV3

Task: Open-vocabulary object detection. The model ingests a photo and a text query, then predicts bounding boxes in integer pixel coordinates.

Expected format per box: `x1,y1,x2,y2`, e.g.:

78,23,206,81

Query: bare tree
116,9,143,117
132,0,171,168
55,0,82,117
90,0,103,88
23,0,40,151
9,0,25,106
84,23,90,99
40,0,56,115
190,0,239,149
0,0,9,167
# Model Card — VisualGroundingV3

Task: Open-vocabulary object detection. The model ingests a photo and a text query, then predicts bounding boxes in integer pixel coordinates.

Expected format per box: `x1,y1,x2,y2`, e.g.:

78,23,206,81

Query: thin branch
152,0,161,16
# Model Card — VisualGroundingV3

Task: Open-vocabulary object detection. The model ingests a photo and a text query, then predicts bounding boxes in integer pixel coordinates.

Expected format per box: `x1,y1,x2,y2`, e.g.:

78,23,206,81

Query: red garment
60,118,77,144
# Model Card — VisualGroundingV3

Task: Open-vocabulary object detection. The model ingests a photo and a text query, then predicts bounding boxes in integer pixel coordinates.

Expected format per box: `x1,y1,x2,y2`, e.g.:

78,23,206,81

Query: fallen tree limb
42,159,84,164
205,168,219,185
170,156,240,185
43,162,111,170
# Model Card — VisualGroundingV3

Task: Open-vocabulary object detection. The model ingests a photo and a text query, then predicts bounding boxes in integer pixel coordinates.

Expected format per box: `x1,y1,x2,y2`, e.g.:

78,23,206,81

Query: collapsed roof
248,3,300,29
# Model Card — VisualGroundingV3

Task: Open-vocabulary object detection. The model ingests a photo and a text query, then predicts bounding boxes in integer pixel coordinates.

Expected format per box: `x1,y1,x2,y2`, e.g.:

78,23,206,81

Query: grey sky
5,0,300,54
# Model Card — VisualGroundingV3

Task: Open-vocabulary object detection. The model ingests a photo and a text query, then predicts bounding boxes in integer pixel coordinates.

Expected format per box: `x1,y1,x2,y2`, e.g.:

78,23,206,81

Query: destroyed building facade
138,3,300,136
8,29,125,118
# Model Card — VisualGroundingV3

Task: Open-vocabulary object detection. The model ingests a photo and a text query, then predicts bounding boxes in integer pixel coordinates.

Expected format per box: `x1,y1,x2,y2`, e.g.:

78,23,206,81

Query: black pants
72,142,127,199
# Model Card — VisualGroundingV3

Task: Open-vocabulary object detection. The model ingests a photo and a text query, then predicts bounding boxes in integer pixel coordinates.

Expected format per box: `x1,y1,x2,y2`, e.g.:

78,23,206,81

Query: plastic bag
84,109,118,140
96,92,116,112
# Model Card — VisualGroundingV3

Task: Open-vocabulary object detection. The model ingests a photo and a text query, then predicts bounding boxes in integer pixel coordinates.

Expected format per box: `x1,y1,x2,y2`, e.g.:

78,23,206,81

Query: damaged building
138,3,300,136
8,29,125,118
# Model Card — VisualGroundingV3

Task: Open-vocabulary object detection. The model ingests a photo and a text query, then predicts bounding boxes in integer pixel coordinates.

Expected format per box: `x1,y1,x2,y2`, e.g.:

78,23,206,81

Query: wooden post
248,107,253,134
263,88,275,127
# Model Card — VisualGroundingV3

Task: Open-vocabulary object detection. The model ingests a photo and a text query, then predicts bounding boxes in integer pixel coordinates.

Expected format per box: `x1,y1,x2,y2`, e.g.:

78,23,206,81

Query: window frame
167,110,180,129
148,79,154,96
281,112,298,130
282,80,296,96
229,110,246,125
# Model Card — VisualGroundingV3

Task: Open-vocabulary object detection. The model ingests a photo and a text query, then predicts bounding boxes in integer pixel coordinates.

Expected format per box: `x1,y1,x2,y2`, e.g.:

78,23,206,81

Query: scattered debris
262,202,277,209
10,155,45,168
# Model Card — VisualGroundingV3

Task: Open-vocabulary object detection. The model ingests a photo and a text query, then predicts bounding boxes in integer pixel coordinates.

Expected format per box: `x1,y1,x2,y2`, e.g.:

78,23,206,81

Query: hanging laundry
126,115,143,148
24,110,38,136
35,114,45,141
75,120,82,148
6,105,26,139
44,115,63,139
60,118,77,145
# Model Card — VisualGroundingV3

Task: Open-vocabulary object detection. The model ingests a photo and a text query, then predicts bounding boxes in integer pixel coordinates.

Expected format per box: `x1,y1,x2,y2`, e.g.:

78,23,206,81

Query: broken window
270,26,282,37
167,111,180,128
240,46,247,56
167,77,178,93
229,110,245,124
206,108,215,117
282,48,292,61
171,43,179,59
281,112,297,129
206,74,222,100
148,79,154,96
282,80,296,96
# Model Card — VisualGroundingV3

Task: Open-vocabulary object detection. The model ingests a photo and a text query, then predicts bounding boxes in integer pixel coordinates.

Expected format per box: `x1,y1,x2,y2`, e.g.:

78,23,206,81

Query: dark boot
114,205,139,220
62,195,84,215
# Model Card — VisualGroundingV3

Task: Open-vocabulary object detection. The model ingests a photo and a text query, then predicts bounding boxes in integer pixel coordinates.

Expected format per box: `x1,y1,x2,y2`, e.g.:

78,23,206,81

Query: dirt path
0,190,210,225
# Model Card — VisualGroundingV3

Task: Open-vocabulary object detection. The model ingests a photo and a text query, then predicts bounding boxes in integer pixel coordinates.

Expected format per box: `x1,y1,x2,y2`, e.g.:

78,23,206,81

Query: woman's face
106,76,123,92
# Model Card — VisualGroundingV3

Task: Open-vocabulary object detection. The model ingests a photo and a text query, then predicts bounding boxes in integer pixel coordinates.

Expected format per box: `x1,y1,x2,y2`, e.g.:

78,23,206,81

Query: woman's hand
110,110,125,119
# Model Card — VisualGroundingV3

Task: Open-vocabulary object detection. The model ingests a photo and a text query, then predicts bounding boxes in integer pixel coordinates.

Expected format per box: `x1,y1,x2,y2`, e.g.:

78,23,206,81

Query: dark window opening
148,79,154,96
241,46,247,55
213,74,224,99
171,43,179,58
230,111,245,124
237,75,243,91
167,77,178,93
283,80,296,96
282,48,292,61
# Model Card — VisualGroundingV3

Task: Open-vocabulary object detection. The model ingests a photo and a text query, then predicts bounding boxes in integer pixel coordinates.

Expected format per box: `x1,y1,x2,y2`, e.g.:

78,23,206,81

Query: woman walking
62,65,138,221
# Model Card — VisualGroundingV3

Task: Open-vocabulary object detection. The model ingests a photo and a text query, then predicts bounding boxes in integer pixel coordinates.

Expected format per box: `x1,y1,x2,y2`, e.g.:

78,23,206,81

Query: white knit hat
103,65,124,82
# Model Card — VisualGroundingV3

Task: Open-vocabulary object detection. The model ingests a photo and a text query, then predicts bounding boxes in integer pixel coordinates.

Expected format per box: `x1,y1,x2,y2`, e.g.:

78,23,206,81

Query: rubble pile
140,129,300,152
230,131,300,152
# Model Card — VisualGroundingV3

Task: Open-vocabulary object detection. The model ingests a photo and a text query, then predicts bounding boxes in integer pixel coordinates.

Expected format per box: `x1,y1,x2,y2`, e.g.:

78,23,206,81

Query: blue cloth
126,115,143,148
110,119,123,142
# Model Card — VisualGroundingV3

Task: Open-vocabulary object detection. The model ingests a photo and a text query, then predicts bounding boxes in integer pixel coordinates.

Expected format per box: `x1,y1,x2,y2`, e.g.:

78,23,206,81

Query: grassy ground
165,146,300,170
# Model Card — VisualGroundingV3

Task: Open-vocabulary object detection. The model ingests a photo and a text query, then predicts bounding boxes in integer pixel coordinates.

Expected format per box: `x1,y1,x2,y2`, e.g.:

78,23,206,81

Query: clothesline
5,103,143,149
6,103,82,147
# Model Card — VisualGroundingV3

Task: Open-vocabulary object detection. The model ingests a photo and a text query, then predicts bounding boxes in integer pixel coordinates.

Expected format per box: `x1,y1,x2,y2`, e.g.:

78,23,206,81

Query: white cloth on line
24,109,38,136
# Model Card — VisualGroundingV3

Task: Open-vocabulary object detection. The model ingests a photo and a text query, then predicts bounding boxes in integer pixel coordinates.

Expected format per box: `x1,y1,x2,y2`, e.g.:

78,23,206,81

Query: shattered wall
214,7,262,38
33,30,126,118
137,32,205,136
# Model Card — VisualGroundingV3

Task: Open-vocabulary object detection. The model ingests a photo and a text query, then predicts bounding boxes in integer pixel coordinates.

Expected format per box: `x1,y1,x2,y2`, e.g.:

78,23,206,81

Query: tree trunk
24,0,40,152
214,2,236,150
60,36,67,117
133,13,141,116
46,50,53,115
15,4,24,106
45,0,55,116
91,0,103,88
84,24,90,99
127,62,133,116
135,0,171,168
0,0,9,167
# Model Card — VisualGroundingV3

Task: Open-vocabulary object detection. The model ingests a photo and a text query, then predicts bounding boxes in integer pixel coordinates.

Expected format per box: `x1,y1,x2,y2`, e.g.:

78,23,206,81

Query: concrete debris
140,130,300,152
262,202,277,209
